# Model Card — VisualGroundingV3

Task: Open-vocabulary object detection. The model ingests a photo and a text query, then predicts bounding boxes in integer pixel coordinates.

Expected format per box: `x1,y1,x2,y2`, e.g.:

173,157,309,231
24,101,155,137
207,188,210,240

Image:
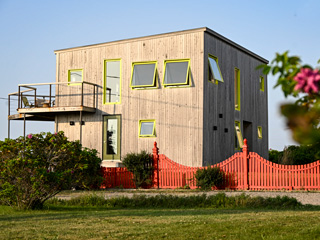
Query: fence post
153,141,159,189
242,138,249,190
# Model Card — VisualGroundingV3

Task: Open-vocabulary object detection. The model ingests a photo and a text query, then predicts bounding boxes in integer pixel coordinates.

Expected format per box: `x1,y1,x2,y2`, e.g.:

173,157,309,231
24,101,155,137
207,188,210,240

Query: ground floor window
103,115,121,160
235,121,244,149
139,119,156,137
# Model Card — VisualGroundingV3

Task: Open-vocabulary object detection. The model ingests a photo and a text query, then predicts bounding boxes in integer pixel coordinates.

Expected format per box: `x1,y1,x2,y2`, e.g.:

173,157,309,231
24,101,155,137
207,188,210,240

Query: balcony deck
9,106,96,121
8,81,98,121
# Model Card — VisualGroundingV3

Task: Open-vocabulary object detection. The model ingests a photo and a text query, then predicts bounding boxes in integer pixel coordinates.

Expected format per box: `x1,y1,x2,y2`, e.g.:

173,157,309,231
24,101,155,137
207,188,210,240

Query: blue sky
0,0,319,150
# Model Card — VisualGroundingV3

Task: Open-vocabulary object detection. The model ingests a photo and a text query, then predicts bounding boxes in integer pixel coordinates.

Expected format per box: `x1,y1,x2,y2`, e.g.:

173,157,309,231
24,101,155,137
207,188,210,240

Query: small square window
163,59,190,87
258,126,262,139
68,69,83,85
131,62,157,88
208,54,223,84
139,120,156,137
235,121,244,149
259,76,264,91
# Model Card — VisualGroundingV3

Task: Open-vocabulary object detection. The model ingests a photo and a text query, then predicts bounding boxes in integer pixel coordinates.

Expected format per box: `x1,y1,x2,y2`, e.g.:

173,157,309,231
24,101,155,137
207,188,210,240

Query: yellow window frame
130,61,158,89
258,126,262,139
103,59,122,105
208,54,224,84
260,76,265,92
163,59,191,88
235,121,244,150
139,119,156,138
68,69,83,86
234,68,240,111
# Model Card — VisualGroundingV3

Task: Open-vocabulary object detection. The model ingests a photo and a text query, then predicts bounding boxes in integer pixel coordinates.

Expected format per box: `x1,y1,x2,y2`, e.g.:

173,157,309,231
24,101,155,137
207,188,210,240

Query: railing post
18,86,21,109
153,141,159,189
93,85,95,108
81,83,84,107
242,138,249,190
49,84,52,107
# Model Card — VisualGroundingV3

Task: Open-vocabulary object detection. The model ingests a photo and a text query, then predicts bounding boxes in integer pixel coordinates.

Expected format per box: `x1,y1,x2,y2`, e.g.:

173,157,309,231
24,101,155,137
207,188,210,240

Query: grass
1,205,320,239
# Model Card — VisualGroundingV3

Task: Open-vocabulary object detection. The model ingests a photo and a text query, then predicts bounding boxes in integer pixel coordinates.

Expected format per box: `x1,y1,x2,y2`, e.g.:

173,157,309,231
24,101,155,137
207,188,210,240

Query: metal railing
8,81,98,116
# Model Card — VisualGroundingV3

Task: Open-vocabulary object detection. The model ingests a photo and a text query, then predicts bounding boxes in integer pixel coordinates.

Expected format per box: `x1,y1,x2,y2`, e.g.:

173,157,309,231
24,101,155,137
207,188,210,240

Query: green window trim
234,68,240,111
103,59,121,105
163,59,191,88
68,69,83,86
103,115,121,160
208,54,224,84
235,121,244,150
260,76,265,92
130,61,158,89
258,126,262,139
139,119,156,138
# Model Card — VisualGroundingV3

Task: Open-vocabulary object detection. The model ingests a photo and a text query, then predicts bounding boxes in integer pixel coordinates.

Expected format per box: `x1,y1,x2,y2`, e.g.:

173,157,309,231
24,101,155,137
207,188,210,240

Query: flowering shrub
260,52,320,146
294,68,320,94
0,132,103,210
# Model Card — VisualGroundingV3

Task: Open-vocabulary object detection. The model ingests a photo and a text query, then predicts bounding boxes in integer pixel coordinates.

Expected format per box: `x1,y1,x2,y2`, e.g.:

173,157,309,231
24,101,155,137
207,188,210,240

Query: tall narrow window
104,60,121,104
235,121,244,149
259,76,264,91
68,69,83,85
163,59,190,87
130,61,157,89
234,68,240,111
208,54,223,84
139,120,156,137
258,126,262,139
103,115,121,160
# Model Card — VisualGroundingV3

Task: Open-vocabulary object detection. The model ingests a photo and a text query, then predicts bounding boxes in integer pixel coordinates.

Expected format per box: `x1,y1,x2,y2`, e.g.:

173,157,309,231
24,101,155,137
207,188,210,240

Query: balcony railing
8,81,98,117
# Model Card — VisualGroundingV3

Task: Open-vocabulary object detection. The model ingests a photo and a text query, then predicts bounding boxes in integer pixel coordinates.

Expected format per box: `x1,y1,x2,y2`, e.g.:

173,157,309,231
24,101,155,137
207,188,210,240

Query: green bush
194,166,225,190
122,151,153,188
0,132,103,210
46,193,302,209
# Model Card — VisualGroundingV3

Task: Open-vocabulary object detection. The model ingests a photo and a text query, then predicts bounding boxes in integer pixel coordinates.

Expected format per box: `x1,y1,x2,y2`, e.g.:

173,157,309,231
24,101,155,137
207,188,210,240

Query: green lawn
1,206,319,239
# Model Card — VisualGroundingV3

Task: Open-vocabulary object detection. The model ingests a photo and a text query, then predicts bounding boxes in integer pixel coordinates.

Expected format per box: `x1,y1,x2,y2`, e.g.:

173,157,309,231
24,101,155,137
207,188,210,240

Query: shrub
0,132,103,210
194,166,225,190
46,193,302,209
122,151,153,188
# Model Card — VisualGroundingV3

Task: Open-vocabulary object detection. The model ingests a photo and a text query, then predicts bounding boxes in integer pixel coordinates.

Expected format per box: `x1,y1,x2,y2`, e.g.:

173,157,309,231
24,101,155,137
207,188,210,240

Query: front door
103,115,121,160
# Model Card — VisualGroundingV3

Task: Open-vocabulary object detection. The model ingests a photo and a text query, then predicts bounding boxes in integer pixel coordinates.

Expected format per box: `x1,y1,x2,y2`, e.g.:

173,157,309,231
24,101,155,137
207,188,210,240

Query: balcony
8,81,98,121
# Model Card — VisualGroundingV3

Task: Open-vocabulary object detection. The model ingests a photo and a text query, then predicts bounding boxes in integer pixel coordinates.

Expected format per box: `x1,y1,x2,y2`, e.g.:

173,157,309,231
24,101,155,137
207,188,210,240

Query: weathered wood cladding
203,32,268,165
56,31,204,166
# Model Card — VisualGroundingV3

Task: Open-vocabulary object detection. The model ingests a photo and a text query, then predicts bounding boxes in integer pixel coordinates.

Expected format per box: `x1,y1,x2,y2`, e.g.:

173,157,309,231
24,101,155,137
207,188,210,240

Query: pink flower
27,134,32,139
294,68,320,94
54,132,57,135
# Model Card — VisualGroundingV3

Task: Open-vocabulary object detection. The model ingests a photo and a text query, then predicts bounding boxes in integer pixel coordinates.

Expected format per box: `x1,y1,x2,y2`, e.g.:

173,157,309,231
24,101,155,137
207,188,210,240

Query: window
163,59,190,87
258,126,262,139
235,121,244,149
68,69,83,85
103,115,121,160
130,61,157,88
259,76,264,91
139,120,156,137
104,60,121,104
208,54,223,84
234,68,240,111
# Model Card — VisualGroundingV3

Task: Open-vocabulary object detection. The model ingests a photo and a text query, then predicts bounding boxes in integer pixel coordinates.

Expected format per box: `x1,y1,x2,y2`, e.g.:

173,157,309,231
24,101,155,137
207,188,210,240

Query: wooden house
8,27,268,167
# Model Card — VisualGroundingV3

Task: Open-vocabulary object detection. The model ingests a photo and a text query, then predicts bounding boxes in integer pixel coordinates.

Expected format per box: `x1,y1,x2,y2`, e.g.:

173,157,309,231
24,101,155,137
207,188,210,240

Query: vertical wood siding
56,31,204,166
203,32,268,165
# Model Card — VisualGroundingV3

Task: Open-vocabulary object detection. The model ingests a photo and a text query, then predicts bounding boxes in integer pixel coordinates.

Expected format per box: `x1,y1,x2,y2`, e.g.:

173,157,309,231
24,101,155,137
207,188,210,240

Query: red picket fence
101,140,320,190
249,152,320,190
101,167,135,189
